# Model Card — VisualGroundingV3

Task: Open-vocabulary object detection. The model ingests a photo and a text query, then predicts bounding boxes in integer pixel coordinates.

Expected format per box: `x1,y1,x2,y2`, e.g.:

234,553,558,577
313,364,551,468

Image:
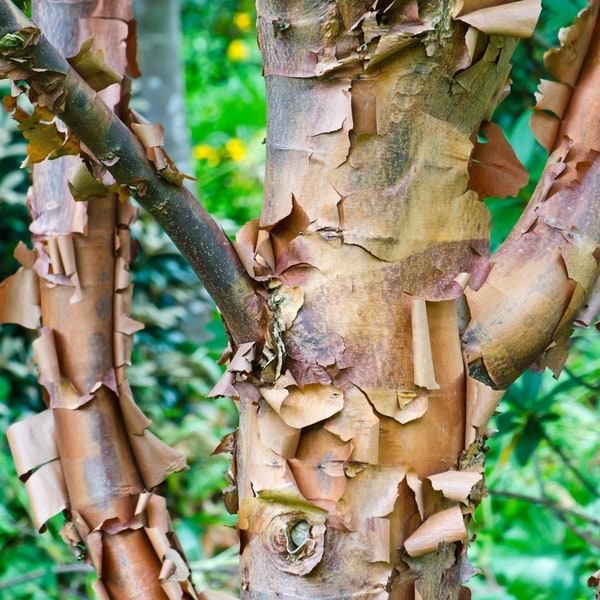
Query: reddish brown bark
3,1,600,599
3,1,196,598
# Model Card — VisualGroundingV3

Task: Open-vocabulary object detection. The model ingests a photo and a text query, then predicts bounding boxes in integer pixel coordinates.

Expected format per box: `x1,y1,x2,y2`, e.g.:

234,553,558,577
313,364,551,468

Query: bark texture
464,0,600,389
224,1,600,599
3,0,600,599
0,0,268,346
3,1,197,598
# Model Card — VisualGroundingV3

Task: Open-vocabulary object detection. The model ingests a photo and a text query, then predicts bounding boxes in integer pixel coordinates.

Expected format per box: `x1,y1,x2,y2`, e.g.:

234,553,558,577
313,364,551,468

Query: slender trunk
233,2,523,598
5,1,196,597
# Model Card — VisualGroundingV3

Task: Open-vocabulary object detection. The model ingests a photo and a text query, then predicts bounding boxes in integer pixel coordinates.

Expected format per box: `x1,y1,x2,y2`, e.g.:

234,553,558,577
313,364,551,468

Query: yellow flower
225,138,246,162
233,12,253,32
227,39,250,62
193,144,220,166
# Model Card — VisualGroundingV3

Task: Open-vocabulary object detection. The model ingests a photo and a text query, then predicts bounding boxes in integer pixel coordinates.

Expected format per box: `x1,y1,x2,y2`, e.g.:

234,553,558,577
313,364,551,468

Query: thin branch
541,430,598,496
552,508,600,551
0,564,93,590
0,0,268,345
488,489,600,530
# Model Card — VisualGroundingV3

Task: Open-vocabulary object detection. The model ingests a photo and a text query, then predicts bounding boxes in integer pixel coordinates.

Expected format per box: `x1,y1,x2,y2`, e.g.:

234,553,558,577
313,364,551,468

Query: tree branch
0,0,268,346
463,3,600,389
489,489,600,530
0,564,94,591
541,430,599,496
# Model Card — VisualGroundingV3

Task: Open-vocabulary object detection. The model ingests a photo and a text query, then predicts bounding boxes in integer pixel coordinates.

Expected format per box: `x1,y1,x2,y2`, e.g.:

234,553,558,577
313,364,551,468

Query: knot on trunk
264,511,326,575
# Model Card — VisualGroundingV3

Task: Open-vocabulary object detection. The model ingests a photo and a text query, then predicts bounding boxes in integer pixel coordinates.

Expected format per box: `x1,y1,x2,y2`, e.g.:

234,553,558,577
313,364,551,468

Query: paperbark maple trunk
4,1,196,598
3,1,600,599
229,2,600,599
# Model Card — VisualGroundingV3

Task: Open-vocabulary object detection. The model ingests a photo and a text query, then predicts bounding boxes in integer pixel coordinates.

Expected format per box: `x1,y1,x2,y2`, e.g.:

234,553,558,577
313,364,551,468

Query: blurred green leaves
183,0,265,232
471,337,600,599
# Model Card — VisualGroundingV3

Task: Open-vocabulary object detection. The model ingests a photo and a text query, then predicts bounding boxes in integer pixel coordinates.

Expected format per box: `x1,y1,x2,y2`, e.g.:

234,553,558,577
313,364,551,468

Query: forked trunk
3,0,600,598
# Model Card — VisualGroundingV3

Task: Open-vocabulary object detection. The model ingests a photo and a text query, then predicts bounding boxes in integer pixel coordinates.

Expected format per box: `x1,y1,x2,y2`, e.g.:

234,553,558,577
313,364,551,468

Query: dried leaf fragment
67,37,123,92
68,162,112,201
0,25,40,56
15,105,80,166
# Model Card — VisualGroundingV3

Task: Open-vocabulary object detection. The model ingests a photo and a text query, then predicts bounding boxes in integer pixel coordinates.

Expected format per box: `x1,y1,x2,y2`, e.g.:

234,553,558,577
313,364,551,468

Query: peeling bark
232,2,537,598
4,1,197,597
4,0,600,599
464,0,600,389
0,0,268,345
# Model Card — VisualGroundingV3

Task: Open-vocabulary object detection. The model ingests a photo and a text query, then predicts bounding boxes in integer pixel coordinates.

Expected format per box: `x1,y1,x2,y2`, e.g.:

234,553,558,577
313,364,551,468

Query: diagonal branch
0,0,268,346
489,489,600,530
463,1,600,389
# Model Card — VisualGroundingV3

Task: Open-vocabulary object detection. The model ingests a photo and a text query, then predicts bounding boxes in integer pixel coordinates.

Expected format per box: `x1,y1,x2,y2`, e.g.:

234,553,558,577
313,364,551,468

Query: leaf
514,419,543,465
68,162,111,201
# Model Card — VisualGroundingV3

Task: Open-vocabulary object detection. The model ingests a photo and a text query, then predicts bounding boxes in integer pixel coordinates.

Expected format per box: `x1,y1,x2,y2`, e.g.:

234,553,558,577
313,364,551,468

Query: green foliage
470,350,600,599
183,0,265,232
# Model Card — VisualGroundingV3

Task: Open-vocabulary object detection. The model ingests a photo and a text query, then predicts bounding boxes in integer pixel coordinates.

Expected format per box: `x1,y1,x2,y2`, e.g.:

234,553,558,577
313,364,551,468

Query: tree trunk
4,1,197,598
133,0,192,177
230,1,598,599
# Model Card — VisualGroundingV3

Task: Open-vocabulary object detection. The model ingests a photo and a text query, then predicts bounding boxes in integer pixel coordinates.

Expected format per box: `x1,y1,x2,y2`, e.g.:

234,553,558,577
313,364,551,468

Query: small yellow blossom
193,144,220,166
227,39,250,62
225,138,246,162
233,12,253,32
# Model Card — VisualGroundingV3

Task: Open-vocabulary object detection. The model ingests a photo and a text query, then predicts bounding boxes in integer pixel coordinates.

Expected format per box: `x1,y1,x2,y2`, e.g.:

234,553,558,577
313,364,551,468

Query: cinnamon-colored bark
4,1,196,597
4,0,600,599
